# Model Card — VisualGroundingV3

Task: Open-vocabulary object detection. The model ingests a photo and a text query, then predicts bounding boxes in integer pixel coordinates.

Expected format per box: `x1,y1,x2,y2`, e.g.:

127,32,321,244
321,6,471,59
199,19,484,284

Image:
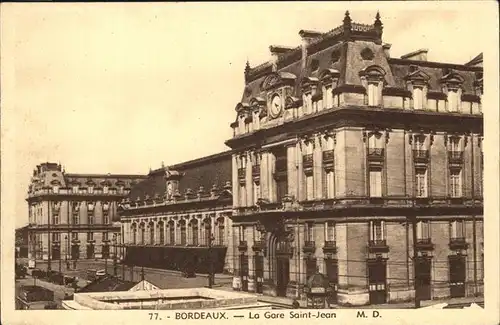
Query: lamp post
65,236,70,269
208,234,215,288
113,234,117,276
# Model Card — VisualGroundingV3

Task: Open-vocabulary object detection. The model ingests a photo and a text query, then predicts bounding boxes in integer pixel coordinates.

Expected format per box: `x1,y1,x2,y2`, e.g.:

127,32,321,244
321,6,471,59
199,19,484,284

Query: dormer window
103,186,108,194
72,185,78,193
413,87,424,110
88,186,94,194
447,89,459,112
359,65,386,107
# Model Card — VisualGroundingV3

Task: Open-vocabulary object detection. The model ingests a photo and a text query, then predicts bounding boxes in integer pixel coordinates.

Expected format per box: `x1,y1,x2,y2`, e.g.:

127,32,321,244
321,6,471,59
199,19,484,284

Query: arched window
168,221,175,245
203,218,211,246
216,217,225,246
179,220,187,245
149,222,155,245
131,223,137,245
189,219,199,246
158,221,164,245
139,223,145,245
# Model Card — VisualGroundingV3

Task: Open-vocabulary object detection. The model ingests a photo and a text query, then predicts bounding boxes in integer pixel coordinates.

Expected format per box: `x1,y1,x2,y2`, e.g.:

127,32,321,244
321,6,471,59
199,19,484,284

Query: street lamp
65,236,70,269
208,234,215,288
112,234,117,276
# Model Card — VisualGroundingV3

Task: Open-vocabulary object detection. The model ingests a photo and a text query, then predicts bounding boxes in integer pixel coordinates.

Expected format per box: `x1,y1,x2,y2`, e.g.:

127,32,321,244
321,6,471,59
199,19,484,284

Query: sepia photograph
1,2,499,325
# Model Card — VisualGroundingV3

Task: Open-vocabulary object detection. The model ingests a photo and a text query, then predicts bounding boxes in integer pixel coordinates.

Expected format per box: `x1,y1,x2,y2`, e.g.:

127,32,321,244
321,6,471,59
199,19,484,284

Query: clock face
270,95,282,117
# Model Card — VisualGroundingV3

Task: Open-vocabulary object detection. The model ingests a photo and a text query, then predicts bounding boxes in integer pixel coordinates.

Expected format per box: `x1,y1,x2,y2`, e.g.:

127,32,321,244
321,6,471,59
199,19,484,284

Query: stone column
247,226,255,292
232,155,239,208
286,142,297,199
246,151,254,206
260,151,270,201
297,141,305,201
269,153,276,202
314,134,324,199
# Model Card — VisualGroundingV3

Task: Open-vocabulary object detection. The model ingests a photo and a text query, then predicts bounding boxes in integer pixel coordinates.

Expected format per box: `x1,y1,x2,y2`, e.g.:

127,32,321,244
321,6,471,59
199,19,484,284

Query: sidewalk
254,294,484,309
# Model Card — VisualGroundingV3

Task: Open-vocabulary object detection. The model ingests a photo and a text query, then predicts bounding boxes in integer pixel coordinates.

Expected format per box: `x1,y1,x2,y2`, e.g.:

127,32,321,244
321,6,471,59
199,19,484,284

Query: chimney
269,45,294,71
400,49,428,61
382,43,391,58
299,30,321,70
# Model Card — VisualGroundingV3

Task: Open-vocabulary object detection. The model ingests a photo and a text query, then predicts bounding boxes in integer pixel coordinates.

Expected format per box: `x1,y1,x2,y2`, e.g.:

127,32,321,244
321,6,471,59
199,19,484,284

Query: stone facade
119,151,235,274
226,12,483,306
26,162,146,266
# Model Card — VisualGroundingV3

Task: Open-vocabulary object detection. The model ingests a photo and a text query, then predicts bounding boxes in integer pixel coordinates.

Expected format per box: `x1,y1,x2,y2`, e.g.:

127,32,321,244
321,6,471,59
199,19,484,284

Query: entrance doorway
449,254,466,298
87,244,95,259
240,253,249,292
368,257,387,304
325,258,339,304
415,256,432,301
276,255,290,297
71,244,80,260
51,245,61,260
254,254,264,294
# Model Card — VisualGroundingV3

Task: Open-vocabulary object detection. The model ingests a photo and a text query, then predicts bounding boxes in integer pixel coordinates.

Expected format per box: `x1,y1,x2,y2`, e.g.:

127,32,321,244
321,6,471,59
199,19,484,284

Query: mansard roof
238,11,483,107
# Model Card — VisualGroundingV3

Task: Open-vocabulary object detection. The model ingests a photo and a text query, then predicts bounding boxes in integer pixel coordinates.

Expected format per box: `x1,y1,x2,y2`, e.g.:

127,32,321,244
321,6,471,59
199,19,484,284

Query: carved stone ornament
361,48,375,60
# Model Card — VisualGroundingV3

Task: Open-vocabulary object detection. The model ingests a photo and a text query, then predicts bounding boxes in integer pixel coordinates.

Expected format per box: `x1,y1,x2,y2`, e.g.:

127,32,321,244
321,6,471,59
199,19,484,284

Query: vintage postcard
1,2,498,325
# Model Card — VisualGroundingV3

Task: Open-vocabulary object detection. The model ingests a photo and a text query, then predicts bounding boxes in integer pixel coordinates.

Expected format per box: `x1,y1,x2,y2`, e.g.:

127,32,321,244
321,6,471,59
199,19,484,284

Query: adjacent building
225,12,483,305
119,151,235,275
26,162,146,266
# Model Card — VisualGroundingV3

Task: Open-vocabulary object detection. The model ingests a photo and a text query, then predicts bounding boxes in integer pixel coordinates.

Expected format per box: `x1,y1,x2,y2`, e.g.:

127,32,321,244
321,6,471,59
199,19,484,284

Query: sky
0,2,495,228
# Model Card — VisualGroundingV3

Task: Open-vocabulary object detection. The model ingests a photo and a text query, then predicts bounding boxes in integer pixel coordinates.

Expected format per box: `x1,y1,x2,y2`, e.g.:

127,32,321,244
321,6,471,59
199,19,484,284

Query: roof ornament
343,11,352,39
374,11,383,41
244,58,251,82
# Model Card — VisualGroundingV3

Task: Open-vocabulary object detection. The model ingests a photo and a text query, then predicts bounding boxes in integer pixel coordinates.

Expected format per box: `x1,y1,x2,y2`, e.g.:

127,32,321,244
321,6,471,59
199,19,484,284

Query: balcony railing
413,150,429,162
303,241,316,253
448,151,464,164
368,239,389,253
367,148,385,160
302,154,313,169
238,240,248,250
449,237,469,250
252,165,260,177
415,238,435,251
322,150,334,164
322,240,337,253
238,168,246,180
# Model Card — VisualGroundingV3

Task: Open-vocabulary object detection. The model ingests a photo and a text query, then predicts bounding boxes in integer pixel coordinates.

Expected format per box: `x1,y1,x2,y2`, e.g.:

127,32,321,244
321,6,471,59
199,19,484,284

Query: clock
270,95,282,117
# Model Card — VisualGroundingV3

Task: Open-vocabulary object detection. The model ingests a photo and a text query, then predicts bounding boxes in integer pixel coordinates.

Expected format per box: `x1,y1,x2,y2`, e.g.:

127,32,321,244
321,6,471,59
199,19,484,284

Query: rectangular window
306,175,314,200
239,185,246,206
450,169,462,197
450,220,465,238
52,233,60,242
416,221,430,240
72,186,79,193
415,168,428,197
88,187,94,194
367,83,379,106
52,214,59,225
88,215,94,225
448,90,458,112
72,215,79,225
305,222,314,242
103,186,108,194
239,226,246,241
370,221,385,241
103,213,109,224
103,232,108,241
87,232,94,241
71,232,78,240
325,171,334,198
369,169,382,197
413,88,423,110
253,182,260,203
325,221,335,241
449,137,460,152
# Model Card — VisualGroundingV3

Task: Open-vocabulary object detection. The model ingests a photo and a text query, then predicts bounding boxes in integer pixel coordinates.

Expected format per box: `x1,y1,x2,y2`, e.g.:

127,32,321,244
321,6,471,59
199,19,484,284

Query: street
20,259,233,290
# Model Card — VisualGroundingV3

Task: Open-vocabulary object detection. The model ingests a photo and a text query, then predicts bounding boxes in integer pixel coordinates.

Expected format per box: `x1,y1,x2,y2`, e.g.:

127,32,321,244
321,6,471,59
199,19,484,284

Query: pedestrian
292,299,300,309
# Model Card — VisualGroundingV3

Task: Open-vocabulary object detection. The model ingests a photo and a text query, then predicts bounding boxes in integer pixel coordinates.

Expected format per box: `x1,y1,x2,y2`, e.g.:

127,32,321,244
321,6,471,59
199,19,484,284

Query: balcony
413,150,429,163
448,151,464,164
238,168,246,180
238,240,248,251
368,239,389,253
302,241,316,253
449,237,469,250
367,148,384,160
252,165,260,178
252,240,266,252
322,240,337,254
415,238,435,251
322,150,334,164
302,154,313,169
